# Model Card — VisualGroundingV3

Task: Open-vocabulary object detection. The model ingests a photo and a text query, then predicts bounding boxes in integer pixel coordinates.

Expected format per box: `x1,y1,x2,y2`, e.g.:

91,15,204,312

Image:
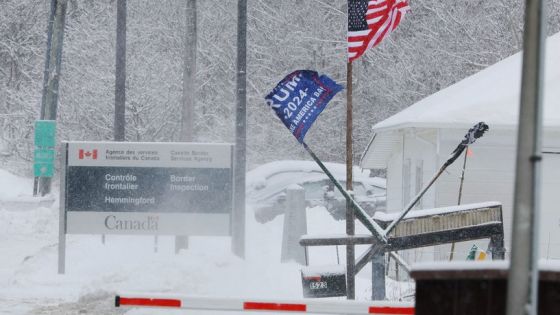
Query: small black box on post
301,266,347,298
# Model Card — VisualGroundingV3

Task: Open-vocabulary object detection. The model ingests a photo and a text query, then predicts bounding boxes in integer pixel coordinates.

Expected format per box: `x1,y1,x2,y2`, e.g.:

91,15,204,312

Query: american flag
348,0,410,62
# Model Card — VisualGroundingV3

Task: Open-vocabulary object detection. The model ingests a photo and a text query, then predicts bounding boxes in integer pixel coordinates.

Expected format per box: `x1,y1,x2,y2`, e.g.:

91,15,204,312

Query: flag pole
346,62,356,300
346,61,355,300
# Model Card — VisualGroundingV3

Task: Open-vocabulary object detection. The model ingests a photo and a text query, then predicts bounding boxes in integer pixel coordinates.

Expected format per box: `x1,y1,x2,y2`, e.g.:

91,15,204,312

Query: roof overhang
360,130,401,169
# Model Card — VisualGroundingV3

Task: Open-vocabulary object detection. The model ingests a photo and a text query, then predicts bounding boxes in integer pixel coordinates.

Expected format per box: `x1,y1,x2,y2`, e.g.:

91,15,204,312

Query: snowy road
0,171,412,315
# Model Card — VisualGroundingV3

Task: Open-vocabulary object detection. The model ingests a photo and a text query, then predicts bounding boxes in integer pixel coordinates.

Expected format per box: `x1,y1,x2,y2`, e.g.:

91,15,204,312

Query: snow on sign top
372,201,501,221
372,31,560,132
66,141,233,168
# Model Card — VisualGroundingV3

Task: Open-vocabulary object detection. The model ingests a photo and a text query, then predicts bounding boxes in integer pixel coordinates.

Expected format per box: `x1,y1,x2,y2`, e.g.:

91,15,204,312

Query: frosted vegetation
1,0,560,174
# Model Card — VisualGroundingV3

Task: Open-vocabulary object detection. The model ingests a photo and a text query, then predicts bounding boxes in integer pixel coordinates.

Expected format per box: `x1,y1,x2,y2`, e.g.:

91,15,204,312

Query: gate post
372,251,386,300
281,185,307,264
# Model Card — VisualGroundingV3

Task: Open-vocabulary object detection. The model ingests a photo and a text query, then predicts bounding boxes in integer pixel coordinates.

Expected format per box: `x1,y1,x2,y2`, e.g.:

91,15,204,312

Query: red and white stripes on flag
348,0,410,62
116,294,415,314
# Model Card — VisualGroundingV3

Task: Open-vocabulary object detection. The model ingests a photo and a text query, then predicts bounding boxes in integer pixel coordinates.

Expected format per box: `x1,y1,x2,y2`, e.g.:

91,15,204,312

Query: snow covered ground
0,169,412,315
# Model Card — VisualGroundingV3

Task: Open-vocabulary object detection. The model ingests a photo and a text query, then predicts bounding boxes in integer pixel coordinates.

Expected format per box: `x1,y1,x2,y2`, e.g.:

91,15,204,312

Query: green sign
466,244,478,260
34,163,54,177
35,120,56,147
34,148,55,177
34,148,55,163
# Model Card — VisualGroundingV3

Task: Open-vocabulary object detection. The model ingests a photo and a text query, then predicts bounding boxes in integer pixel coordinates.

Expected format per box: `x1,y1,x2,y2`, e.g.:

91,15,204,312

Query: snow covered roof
361,32,560,169
372,201,502,221
372,31,560,132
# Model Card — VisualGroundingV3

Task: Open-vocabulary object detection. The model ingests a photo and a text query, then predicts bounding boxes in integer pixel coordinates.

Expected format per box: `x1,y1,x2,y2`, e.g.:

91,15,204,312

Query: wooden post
449,147,469,261
37,0,67,196
346,61,355,299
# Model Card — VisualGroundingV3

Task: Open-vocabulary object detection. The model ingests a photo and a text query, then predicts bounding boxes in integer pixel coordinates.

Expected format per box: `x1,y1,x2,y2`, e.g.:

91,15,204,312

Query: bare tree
1,0,560,174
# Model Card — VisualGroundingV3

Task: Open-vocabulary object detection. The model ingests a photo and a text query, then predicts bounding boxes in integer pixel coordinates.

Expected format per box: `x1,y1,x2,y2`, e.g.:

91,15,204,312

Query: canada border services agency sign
61,141,233,236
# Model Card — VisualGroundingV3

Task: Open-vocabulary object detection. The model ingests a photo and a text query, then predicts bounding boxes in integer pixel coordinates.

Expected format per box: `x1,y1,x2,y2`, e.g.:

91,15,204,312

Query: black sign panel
62,141,234,236
67,166,232,213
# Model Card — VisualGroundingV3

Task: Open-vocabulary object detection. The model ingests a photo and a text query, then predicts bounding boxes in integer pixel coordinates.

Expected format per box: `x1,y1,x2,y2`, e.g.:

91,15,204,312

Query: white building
360,32,560,260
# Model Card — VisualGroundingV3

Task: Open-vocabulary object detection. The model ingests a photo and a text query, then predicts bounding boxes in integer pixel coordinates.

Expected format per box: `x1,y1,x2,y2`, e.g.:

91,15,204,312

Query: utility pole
506,0,547,314
176,0,197,253
180,0,196,141
107,0,126,246
233,0,247,258
37,0,68,196
114,0,127,141
34,0,57,196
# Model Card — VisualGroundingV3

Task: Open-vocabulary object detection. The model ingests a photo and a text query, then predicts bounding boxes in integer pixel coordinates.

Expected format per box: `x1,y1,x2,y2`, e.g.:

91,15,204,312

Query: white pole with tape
115,294,415,314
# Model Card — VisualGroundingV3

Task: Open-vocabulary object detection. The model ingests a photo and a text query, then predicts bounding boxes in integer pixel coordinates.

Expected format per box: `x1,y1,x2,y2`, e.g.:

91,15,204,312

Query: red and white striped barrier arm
115,294,414,314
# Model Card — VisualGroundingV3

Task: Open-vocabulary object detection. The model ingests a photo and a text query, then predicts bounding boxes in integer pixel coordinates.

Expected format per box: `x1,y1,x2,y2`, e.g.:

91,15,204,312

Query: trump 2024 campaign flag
265,70,343,143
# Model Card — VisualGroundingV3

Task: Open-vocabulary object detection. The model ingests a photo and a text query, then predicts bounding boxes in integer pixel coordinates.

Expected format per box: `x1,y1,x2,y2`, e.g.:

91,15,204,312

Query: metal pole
58,142,68,274
38,0,68,196
176,0,197,254
107,0,126,246
114,0,127,141
506,0,546,314
232,0,247,258
281,186,307,264
371,252,385,300
383,164,446,236
302,143,386,240
346,61,355,300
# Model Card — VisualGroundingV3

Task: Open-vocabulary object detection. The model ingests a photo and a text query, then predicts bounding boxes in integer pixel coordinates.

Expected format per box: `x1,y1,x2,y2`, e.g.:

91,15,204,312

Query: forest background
1,0,559,175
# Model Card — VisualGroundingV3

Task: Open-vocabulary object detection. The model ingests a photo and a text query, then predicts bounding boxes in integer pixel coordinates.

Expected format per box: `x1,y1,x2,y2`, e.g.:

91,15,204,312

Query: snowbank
0,168,411,315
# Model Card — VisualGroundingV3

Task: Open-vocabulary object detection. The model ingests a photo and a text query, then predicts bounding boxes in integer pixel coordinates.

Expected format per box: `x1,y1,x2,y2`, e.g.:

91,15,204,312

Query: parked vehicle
246,160,386,223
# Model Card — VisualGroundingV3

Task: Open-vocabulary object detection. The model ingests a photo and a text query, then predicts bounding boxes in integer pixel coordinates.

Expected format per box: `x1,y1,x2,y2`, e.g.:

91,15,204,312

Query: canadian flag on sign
78,149,98,160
